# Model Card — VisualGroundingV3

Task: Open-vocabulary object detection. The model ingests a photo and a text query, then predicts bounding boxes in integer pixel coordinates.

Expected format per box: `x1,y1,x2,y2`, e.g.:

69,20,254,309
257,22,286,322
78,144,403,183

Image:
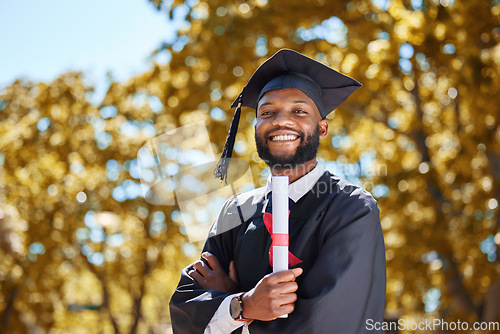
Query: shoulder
322,172,378,210
225,186,266,219
207,186,266,237
315,172,380,234
288,171,383,249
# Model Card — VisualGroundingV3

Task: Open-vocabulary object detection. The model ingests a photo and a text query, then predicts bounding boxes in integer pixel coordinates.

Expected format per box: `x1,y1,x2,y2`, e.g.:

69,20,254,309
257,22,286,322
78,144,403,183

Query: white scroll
271,176,289,318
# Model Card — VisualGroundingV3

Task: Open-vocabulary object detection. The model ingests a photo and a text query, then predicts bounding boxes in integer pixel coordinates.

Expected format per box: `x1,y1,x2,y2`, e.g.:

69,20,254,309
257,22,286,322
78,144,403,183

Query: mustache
264,126,305,139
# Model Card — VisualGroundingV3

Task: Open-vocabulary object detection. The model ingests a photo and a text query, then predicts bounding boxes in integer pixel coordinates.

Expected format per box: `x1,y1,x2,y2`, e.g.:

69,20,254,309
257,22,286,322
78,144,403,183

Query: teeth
272,135,297,141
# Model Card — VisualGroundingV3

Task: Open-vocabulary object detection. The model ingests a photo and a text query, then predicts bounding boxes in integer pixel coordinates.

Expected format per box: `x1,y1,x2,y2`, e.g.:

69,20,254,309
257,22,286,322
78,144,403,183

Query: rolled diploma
272,176,289,318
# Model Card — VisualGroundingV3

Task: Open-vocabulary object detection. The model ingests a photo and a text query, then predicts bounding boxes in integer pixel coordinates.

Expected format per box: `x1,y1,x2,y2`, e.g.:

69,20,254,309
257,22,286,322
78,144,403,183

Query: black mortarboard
214,49,362,183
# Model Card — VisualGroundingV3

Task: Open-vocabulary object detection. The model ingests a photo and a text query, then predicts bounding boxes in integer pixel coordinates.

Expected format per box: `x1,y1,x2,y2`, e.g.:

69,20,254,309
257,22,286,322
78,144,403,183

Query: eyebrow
258,100,311,108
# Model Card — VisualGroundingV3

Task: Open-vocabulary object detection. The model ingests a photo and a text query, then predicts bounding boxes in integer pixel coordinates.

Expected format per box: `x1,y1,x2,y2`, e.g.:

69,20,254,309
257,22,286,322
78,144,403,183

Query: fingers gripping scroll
241,268,303,321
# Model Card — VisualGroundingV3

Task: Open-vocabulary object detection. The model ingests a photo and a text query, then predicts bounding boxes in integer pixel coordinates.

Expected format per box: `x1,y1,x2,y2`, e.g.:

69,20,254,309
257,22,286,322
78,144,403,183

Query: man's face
254,88,328,170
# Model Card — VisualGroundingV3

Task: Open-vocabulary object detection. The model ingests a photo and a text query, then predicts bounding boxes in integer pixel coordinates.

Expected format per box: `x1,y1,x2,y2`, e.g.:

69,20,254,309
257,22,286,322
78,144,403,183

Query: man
170,49,386,333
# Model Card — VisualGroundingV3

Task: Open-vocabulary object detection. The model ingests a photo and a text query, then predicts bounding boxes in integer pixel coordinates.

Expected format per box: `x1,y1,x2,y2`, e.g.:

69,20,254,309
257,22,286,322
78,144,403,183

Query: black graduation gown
170,171,386,333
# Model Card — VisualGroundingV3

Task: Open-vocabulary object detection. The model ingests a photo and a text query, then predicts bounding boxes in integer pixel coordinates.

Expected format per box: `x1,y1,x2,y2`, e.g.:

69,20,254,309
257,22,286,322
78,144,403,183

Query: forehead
257,88,317,108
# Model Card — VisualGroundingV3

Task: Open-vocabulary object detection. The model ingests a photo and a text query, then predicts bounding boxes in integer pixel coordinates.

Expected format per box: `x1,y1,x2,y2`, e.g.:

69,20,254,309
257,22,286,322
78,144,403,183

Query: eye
259,110,273,117
294,109,307,114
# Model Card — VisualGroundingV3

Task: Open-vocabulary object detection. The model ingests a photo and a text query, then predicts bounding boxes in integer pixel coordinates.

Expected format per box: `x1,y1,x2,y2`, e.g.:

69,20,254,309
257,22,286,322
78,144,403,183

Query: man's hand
241,268,303,321
188,252,239,293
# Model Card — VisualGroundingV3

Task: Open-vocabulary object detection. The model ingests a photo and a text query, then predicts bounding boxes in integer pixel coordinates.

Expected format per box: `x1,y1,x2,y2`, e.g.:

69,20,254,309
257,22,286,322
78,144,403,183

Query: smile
270,134,299,142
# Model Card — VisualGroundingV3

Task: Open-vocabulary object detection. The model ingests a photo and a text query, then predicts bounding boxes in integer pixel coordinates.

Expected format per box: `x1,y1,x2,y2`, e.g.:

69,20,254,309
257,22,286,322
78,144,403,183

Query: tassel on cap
214,95,243,184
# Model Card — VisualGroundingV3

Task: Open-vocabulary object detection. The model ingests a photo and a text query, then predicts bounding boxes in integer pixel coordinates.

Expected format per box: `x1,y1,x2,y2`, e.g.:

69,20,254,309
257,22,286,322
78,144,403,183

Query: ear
319,119,328,138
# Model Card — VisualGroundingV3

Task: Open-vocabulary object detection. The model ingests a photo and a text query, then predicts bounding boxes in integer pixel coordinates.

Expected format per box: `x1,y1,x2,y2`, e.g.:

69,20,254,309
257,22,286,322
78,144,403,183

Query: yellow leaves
381,216,393,230
11,264,24,281
385,230,406,248
190,21,203,35
492,3,500,17
481,276,491,288
365,63,381,79
399,150,420,172
171,70,189,89
382,128,395,142
470,152,488,170
38,152,66,181
489,44,500,68
407,10,424,29
403,77,414,91
480,176,493,193
178,110,209,126
381,141,397,161
15,167,31,182
340,53,359,73
224,83,242,100
434,23,446,41
49,105,64,120
425,131,460,165
409,205,435,225
167,95,179,108
367,39,390,64
193,71,209,84
63,174,84,195
0,209,27,256
270,36,285,48
0,72,187,334
122,216,145,235
49,132,65,146
389,3,425,43
236,3,253,18
63,270,103,305
192,2,209,20
254,0,269,8
94,212,121,234
387,0,405,20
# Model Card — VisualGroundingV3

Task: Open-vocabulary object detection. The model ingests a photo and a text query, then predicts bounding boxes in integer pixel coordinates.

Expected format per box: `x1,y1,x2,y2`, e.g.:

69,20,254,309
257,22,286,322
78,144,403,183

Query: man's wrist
230,293,253,324
240,292,250,320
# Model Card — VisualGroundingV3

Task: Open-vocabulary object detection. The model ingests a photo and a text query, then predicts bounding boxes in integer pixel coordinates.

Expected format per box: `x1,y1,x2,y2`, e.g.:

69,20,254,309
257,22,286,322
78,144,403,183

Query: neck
269,158,317,184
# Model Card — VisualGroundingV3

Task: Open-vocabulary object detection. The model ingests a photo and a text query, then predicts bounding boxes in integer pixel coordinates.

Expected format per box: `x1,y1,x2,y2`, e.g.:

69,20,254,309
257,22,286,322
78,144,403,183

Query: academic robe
170,171,386,333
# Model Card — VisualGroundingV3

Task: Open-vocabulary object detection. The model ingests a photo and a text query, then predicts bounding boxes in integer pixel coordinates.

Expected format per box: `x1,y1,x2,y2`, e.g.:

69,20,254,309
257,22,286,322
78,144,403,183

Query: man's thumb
291,267,303,278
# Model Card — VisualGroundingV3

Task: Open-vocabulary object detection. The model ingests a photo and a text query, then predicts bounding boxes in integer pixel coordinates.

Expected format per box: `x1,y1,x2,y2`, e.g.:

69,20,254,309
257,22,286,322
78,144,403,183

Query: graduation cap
214,49,362,183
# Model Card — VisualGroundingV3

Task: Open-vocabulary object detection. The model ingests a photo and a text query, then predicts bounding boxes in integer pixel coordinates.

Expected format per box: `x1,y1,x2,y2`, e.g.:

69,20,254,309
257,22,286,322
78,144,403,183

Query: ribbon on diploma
263,212,303,267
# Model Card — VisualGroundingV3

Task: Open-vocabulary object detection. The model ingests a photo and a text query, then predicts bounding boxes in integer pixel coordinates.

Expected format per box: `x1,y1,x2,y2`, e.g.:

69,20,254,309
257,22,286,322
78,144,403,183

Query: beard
255,124,320,170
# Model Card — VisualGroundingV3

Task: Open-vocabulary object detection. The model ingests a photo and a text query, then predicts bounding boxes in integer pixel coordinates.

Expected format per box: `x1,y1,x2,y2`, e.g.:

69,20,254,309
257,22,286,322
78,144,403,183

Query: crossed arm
189,252,302,321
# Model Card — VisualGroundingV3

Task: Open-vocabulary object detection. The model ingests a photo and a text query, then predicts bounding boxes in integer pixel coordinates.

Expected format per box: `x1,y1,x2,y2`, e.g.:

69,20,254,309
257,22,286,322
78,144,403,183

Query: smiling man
254,88,326,183
170,49,386,334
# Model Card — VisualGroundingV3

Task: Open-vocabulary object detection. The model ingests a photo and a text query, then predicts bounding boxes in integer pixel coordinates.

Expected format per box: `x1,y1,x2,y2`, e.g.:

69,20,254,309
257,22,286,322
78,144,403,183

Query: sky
0,0,181,91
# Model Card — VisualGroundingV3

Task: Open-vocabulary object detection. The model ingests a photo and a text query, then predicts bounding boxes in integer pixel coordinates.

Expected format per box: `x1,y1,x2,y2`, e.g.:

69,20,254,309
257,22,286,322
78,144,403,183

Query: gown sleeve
169,194,245,334
248,185,386,334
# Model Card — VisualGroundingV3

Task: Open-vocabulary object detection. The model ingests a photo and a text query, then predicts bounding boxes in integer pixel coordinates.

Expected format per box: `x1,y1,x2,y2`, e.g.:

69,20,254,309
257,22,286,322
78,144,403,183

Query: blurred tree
145,0,500,326
0,0,499,332
0,74,192,333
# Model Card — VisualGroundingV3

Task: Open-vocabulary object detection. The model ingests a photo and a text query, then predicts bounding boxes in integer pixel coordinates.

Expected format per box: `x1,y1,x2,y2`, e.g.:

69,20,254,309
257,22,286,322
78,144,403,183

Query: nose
272,111,295,128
